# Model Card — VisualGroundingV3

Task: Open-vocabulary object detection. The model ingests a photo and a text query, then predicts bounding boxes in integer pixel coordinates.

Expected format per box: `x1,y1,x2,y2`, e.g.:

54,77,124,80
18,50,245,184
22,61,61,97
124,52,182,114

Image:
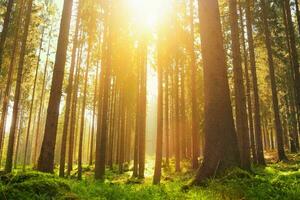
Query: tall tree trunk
229,0,251,170
67,46,81,176
193,0,241,183
32,25,52,166
174,56,181,172
5,0,33,173
78,42,90,180
38,0,74,173
59,3,80,177
245,0,265,165
0,0,15,73
138,39,147,178
284,0,300,146
260,0,287,161
164,65,170,167
0,0,24,165
153,39,164,185
238,3,257,165
95,1,112,179
189,0,200,169
23,29,44,171
90,62,100,166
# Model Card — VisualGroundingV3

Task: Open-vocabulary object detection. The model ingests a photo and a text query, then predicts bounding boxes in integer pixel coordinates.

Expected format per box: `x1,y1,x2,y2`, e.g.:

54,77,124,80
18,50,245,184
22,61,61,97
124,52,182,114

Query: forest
0,0,299,199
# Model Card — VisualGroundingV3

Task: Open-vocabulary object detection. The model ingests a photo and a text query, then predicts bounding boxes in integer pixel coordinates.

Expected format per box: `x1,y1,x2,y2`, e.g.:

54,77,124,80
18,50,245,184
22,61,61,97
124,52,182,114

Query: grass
0,154,299,200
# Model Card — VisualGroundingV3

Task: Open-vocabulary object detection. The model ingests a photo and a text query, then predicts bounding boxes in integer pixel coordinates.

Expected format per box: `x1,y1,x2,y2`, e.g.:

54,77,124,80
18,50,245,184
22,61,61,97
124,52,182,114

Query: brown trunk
261,0,287,161
189,0,200,169
23,29,44,171
0,0,24,165
238,4,257,164
193,0,240,183
59,4,81,177
95,1,112,179
153,39,164,185
229,0,251,170
33,25,52,166
138,39,147,178
0,0,15,73
244,0,265,165
5,0,33,173
38,0,74,173
78,42,90,180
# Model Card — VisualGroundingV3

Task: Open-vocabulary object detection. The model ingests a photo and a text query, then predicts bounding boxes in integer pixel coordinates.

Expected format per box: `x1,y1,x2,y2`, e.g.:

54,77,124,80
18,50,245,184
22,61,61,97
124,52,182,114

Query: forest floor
0,153,299,200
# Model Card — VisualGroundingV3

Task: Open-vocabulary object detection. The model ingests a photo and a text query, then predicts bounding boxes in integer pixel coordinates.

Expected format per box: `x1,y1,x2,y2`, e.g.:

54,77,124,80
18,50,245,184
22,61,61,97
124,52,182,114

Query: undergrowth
0,154,299,200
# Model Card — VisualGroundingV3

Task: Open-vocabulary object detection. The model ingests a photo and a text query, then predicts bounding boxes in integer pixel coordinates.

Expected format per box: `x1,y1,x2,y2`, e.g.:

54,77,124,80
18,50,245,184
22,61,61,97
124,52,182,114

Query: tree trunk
5,0,33,173
0,0,24,165
23,29,44,171
33,25,52,166
38,0,74,173
95,1,112,179
244,0,265,165
59,3,80,177
261,0,287,161
189,0,200,169
229,0,251,170
0,0,15,73
193,0,241,184
153,39,164,185
78,42,90,180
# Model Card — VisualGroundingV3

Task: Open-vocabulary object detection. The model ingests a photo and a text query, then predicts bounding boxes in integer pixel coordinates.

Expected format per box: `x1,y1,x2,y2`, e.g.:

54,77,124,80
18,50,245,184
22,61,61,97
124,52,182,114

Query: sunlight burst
127,0,171,29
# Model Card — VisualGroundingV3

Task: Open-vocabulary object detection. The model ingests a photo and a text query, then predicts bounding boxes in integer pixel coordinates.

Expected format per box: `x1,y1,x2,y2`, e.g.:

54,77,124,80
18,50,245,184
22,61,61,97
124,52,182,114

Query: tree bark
244,0,265,165
193,0,241,183
38,0,74,173
5,0,33,173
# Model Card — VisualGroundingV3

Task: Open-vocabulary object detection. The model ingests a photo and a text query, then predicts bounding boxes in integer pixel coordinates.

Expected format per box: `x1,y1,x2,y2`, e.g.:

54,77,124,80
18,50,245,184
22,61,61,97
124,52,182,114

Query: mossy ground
0,153,299,200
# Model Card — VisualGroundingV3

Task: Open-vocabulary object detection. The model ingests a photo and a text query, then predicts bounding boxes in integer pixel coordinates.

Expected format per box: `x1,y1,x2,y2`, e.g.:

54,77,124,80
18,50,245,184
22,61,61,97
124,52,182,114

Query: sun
127,0,171,30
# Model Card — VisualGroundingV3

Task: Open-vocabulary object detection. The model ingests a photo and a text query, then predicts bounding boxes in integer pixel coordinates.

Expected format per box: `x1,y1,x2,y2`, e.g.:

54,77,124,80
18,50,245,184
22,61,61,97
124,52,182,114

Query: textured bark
5,0,33,173
59,4,80,177
0,0,15,73
38,0,74,173
23,30,44,171
193,0,241,183
229,0,250,170
33,26,52,166
95,1,112,178
0,0,24,165
260,0,287,161
238,4,257,165
245,0,265,165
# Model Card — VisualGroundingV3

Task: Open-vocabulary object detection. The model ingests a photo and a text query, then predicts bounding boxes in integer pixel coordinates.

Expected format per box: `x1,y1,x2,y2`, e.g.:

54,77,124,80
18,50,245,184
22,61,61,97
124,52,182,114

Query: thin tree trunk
244,0,265,165
5,0,33,173
153,40,164,185
32,25,52,166
78,42,90,180
23,29,45,171
0,0,24,166
59,3,81,177
260,0,287,161
189,0,200,169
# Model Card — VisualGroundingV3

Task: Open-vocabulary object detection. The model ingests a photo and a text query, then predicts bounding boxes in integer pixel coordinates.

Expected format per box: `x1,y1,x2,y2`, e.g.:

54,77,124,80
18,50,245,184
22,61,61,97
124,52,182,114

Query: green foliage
0,172,73,200
1,159,300,199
